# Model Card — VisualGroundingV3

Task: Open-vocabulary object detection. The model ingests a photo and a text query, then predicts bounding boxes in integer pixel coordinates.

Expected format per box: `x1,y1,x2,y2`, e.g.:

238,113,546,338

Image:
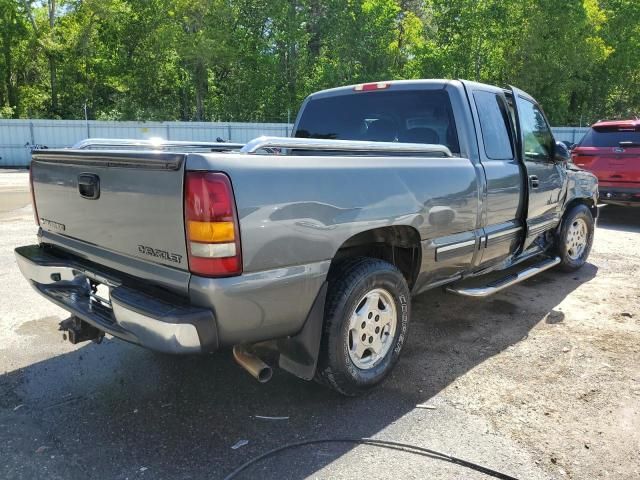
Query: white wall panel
0,119,573,167
552,127,589,144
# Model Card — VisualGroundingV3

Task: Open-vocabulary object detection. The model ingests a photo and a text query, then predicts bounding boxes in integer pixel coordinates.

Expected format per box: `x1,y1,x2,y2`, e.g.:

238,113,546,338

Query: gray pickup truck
15,79,598,395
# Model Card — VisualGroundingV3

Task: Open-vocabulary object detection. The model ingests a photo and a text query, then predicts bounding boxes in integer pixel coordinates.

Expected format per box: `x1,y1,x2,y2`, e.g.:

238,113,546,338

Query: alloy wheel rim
347,288,397,369
566,218,588,260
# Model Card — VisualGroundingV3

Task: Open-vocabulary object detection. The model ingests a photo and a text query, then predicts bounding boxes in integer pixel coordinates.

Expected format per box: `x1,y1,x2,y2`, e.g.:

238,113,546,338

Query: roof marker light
354,82,390,92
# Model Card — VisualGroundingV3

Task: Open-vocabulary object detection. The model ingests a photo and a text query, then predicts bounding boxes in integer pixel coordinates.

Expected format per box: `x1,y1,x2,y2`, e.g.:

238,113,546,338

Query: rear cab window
579,127,640,148
294,89,460,154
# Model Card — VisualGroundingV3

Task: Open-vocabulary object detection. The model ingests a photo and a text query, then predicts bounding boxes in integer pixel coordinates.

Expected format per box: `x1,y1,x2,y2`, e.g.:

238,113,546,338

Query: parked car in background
572,119,640,206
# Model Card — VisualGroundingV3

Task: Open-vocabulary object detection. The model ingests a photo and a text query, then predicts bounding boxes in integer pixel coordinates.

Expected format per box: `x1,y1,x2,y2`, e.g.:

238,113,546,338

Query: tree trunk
307,0,322,59
49,56,58,115
2,14,17,113
396,12,405,71
48,0,58,116
194,61,207,121
286,1,297,121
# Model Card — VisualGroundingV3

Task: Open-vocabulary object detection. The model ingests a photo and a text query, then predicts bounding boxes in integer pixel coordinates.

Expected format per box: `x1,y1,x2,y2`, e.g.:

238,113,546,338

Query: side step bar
446,256,561,298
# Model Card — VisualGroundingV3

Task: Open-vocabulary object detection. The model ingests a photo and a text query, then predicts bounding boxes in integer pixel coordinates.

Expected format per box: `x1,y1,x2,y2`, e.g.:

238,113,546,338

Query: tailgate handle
78,173,100,199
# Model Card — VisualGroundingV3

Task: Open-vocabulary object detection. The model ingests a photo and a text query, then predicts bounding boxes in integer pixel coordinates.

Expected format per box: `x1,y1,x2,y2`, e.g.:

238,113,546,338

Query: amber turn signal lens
187,220,235,243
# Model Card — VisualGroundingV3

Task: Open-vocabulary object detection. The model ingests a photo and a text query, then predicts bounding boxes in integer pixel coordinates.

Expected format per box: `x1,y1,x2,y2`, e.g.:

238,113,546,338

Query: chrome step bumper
446,256,561,298
14,245,218,354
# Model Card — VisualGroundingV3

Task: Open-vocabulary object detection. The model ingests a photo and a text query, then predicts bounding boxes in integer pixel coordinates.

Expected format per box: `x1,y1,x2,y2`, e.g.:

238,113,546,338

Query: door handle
78,173,100,199
529,175,539,188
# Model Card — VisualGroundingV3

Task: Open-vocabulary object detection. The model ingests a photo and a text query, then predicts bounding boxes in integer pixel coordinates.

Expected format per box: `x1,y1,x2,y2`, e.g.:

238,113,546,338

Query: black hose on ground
222,437,520,480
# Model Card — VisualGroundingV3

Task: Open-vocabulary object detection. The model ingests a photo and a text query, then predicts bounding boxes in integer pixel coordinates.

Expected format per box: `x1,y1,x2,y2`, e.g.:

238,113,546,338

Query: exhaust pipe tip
233,345,273,383
256,366,273,383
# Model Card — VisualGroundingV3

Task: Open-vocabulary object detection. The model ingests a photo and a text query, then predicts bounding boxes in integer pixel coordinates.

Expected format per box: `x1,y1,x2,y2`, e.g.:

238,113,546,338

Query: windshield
579,128,640,147
294,89,460,154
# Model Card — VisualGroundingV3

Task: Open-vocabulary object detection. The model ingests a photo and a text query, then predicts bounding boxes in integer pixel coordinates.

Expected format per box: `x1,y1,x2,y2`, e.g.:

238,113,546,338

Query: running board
445,257,561,298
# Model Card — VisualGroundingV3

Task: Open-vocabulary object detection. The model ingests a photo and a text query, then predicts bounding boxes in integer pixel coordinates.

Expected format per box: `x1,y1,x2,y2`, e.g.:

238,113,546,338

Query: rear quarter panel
186,153,479,343
187,153,479,273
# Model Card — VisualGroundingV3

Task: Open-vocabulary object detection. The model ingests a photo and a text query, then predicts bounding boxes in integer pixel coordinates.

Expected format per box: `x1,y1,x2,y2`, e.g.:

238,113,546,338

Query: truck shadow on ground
596,205,640,233
1,259,599,480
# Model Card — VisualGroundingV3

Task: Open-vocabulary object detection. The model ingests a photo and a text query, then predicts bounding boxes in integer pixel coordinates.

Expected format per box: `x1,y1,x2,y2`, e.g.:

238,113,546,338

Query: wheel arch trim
329,225,422,289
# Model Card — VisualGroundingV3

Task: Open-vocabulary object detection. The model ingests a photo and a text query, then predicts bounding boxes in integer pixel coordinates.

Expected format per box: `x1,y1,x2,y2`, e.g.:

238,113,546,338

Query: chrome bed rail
240,136,453,157
72,138,244,152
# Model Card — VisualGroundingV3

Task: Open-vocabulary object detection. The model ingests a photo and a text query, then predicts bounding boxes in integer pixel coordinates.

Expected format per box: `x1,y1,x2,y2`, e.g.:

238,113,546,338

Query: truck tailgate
31,150,189,274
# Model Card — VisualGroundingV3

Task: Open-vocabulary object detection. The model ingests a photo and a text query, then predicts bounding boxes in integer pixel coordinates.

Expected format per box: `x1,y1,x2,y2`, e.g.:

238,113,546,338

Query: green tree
0,0,28,117
0,0,638,125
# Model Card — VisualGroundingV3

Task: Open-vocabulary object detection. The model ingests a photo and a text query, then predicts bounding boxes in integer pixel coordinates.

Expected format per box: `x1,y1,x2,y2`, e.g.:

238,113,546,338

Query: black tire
556,204,595,272
315,257,410,396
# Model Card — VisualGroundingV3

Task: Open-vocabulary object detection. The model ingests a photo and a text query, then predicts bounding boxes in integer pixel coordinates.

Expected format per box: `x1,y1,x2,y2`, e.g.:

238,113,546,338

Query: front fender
564,167,599,214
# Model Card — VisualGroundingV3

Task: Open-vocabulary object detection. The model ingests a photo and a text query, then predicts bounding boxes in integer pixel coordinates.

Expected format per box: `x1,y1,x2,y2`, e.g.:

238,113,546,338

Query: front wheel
556,204,595,272
315,257,410,396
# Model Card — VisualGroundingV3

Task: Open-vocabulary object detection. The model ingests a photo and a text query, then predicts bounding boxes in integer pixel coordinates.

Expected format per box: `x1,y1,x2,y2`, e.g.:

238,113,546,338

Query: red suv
572,119,640,206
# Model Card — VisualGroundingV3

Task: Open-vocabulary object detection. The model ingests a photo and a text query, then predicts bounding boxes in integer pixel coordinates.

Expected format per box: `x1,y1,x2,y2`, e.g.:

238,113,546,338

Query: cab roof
592,119,640,130
306,79,510,101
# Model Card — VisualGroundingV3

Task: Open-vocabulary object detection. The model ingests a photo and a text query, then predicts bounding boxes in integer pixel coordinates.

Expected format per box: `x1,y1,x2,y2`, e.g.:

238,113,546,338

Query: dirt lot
0,170,638,479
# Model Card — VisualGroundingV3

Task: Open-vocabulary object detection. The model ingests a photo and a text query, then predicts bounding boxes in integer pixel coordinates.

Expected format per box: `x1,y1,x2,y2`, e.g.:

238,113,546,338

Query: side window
473,91,514,160
518,98,554,161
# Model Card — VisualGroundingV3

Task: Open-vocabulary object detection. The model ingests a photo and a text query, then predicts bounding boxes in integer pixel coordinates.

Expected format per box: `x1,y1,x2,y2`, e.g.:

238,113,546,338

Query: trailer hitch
59,316,105,345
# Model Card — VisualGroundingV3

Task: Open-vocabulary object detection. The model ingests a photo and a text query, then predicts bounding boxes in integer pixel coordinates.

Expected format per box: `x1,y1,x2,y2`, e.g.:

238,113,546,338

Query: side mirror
554,141,570,163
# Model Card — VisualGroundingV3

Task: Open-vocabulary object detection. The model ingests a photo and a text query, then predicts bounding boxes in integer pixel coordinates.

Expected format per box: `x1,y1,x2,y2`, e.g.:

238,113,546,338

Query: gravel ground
0,170,638,479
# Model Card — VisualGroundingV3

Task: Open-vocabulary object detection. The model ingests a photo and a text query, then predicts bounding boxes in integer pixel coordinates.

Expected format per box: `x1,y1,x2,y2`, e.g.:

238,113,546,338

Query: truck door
461,81,524,270
509,87,565,248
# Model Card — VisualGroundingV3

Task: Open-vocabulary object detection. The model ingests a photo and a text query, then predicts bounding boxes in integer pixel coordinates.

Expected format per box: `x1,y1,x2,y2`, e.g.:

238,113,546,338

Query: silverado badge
138,245,182,264
40,218,66,232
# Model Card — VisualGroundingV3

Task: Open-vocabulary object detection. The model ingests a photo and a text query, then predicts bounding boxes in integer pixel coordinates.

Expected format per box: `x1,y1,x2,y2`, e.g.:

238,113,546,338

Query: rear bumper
599,186,640,206
14,245,217,354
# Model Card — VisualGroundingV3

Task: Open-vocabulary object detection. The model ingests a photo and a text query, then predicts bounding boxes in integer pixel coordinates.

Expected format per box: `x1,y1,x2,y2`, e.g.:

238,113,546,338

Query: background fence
0,119,588,167
550,127,590,145
0,120,293,167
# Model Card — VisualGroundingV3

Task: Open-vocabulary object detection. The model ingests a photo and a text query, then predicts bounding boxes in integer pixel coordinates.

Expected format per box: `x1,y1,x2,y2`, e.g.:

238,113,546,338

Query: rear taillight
29,164,39,226
184,172,242,277
571,150,597,168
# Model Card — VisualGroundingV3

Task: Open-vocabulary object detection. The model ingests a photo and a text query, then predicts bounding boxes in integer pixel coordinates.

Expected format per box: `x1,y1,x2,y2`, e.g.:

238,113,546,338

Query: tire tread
556,204,594,272
315,257,409,396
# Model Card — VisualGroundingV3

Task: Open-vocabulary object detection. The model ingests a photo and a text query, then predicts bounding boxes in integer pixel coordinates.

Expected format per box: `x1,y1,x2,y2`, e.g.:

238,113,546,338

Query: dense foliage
0,0,638,124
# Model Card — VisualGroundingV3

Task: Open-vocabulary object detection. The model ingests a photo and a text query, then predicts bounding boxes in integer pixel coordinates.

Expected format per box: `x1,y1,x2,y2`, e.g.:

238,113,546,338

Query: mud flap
277,282,327,380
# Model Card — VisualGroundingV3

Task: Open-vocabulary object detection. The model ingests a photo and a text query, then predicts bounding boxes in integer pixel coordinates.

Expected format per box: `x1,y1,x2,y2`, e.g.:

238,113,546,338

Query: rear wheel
556,204,594,272
315,257,410,396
